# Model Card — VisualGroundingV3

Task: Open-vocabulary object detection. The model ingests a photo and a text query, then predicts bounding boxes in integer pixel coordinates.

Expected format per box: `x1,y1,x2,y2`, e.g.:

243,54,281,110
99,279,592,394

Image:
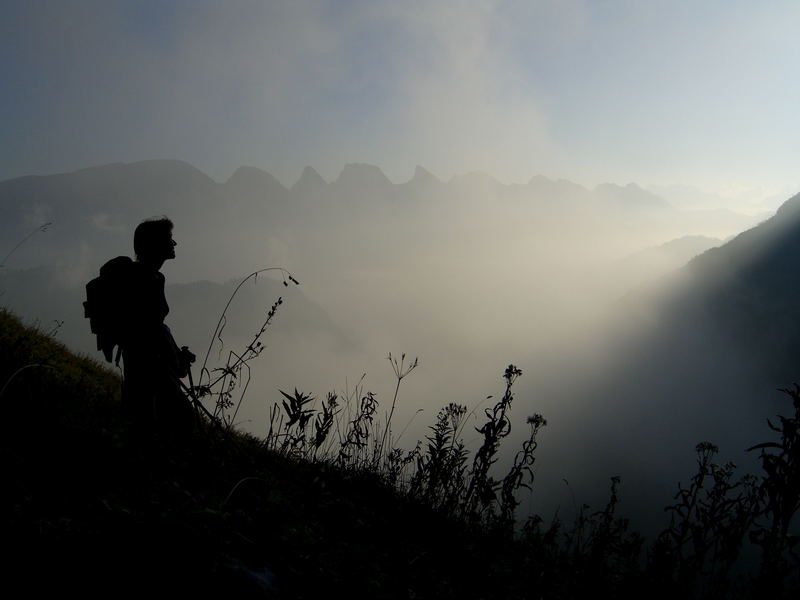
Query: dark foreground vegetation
3,308,798,598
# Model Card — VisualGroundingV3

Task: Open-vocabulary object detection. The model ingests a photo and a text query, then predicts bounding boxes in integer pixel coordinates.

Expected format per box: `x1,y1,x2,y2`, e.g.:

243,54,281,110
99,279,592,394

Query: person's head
134,217,176,266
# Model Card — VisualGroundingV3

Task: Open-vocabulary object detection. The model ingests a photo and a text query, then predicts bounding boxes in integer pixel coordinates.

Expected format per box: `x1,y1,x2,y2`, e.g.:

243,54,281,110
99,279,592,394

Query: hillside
4,308,799,598
529,191,800,527
682,192,800,381
615,191,800,386
0,309,573,598
3,308,511,598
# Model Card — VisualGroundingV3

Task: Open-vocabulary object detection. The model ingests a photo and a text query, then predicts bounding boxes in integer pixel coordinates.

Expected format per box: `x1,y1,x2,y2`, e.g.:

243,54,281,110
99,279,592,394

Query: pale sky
2,0,798,204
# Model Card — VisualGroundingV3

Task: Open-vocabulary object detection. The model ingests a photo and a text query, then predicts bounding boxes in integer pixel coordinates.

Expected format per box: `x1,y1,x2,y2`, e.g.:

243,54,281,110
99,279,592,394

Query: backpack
83,256,135,365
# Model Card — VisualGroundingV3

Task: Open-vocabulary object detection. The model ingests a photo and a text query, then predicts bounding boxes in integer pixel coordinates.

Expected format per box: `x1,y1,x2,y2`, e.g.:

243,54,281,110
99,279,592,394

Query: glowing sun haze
2,0,798,209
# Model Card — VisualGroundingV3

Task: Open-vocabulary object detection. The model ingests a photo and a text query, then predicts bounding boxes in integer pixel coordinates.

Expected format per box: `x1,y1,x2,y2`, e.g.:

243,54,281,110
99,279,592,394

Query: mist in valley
3,160,794,536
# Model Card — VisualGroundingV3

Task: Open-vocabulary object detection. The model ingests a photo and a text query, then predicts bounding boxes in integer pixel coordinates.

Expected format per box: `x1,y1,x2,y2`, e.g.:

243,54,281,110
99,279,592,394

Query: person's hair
133,217,173,261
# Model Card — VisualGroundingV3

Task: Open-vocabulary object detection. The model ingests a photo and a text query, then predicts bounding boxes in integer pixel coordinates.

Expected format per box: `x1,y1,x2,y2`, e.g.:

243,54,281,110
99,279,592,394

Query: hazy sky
3,0,798,202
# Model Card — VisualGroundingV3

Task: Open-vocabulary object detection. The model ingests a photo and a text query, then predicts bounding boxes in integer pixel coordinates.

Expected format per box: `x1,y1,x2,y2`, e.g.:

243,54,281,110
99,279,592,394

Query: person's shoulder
99,255,134,278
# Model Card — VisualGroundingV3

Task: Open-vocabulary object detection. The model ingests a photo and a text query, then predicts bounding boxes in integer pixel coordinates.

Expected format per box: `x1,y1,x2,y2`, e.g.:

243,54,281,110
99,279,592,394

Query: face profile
165,231,177,261
134,217,176,269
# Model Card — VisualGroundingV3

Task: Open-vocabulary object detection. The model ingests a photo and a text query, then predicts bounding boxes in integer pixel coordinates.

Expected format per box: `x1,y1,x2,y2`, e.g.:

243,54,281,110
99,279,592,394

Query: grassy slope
7,308,796,599
2,309,551,599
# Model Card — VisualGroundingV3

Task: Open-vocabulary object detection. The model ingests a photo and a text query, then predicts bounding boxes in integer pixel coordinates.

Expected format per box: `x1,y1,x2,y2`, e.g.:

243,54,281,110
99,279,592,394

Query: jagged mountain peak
225,166,287,192
528,174,554,185
335,163,392,187
408,165,441,185
291,166,327,193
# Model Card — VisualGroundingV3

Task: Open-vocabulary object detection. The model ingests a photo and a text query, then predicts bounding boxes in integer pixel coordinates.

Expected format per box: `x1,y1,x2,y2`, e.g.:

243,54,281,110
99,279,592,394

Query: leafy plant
499,412,547,524
651,442,760,597
463,364,523,521
408,402,470,514
748,385,800,594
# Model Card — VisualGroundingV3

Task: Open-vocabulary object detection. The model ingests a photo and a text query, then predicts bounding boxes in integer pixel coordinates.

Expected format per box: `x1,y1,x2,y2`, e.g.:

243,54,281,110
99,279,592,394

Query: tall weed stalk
190,267,299,428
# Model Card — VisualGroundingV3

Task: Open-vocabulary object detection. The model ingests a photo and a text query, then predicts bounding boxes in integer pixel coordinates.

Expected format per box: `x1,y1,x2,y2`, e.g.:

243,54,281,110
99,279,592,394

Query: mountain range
0,159,760,280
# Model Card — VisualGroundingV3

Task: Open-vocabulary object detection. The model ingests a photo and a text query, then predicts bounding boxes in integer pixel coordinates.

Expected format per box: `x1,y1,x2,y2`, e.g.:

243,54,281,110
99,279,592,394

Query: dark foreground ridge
3,308,536,598
3,309,798,599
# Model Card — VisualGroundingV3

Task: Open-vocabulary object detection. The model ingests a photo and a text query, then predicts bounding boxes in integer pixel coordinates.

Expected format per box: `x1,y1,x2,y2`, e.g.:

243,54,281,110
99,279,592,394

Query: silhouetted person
122,217,195,439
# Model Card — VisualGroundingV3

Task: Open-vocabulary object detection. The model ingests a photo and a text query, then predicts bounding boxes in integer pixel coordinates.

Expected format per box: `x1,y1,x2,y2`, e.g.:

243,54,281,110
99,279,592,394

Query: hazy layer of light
2,0,798,209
